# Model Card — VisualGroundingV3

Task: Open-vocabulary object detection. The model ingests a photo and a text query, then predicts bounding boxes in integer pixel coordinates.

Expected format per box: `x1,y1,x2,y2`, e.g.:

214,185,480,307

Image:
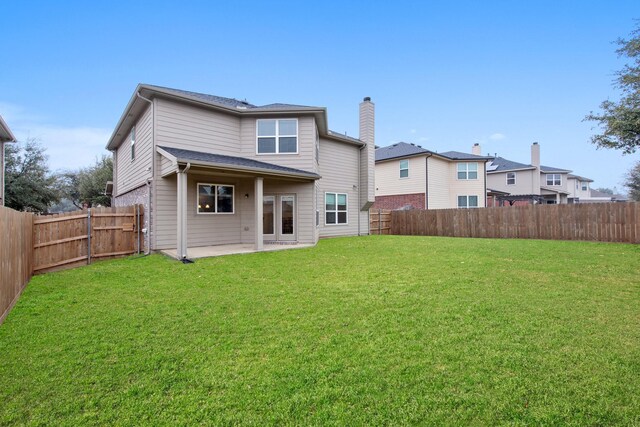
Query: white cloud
489,133,506,141
14,126,112,172
1,102,111,172
410,129,417,134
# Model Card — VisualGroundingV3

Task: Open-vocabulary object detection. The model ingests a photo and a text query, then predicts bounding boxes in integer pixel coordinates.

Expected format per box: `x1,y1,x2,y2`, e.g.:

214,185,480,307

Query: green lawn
1,236,639,425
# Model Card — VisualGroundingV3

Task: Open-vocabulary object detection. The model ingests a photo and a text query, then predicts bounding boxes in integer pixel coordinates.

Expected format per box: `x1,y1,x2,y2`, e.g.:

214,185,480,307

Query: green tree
4,138,59,213
585,24,640,154
58,155,113,208
594,187,614,195
625,161,640,201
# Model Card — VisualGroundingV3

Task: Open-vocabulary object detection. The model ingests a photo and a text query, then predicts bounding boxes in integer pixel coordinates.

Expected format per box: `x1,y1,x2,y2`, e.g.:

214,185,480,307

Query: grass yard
1,236,639,425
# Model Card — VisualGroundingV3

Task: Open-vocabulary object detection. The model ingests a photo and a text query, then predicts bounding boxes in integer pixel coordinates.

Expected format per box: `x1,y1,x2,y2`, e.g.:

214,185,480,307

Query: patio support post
255,177,263,251
177,168,189,259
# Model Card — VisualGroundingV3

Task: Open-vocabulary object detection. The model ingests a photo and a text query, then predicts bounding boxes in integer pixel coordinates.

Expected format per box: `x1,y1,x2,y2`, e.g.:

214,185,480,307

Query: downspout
484,160,488,208
425,154,432,209
136,91,154,253
358,142,366,236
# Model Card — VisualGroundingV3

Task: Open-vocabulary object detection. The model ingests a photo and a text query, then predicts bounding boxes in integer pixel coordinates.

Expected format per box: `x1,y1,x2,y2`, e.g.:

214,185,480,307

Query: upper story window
457,162,478,180
506,172,516,185
130,127,136,161
197,183,234,214
257,119,298,154
458,195,479,208
400,160,409,178
325,192,347,225
581,181,588,191
546,174,561,186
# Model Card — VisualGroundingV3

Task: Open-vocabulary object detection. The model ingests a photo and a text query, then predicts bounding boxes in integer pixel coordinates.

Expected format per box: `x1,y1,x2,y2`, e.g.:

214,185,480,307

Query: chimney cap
533,142,539,145
473,143,479,146
363,96,371,102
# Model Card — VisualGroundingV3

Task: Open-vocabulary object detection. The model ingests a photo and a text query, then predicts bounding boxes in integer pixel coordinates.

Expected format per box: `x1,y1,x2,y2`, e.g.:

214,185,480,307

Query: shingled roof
376,142,491,162
145,84,320,111
158,146,320,180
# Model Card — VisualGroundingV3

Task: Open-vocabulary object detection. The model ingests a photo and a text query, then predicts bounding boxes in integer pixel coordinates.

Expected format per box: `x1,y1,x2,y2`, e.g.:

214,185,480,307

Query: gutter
425,154,432,209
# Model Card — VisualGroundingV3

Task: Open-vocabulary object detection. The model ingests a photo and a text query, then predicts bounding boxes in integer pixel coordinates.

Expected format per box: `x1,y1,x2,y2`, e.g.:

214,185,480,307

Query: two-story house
373,142,491,210
106,84,375,260
566,174,593,203
486,142,575,205
0,115,17,207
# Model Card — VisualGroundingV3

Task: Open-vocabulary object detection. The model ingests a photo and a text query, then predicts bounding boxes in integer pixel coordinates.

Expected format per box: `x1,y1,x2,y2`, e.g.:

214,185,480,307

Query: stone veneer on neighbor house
372,193,425,210
113,184,150,252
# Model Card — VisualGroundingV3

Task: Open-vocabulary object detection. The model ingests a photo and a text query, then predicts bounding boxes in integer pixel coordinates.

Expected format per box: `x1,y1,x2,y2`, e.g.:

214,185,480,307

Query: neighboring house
566,174,593,203
486,142,575,205
374,141,491,210
582,189,628,203
0,115,17,207
106,84,375,259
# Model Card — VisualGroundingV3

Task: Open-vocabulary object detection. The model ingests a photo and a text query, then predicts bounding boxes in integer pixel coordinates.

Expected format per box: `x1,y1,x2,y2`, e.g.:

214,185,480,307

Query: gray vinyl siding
318,138,361,238
154,174,177,250
155,98,241,156
264,180,315,244
115,104,153,195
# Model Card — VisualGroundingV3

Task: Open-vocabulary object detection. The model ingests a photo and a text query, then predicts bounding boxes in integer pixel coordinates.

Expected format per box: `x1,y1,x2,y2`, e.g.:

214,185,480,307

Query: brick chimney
472,143,481,155
359,97,375,215
531,142,541,194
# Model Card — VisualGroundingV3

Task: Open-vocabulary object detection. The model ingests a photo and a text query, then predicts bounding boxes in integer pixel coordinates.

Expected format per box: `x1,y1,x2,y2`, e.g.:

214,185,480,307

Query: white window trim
457,195,479,209
196,182,235,215
581,182,588,191
130,126,136,162
457,162,479,180
506,172,516,185
324,192,348,226
256,118,299,155
546,174,562,186
400,159,409,179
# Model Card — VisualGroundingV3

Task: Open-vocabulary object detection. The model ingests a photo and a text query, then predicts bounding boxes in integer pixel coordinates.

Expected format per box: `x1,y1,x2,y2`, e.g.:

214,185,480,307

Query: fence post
378,209,381,235
87,208,91,265
136,205,140,255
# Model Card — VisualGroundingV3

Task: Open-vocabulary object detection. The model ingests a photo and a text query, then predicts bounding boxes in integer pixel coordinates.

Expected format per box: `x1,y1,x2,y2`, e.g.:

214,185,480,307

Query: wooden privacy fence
33,205,144,274
0,206,34,324
379,203,640,243
370,209,392,235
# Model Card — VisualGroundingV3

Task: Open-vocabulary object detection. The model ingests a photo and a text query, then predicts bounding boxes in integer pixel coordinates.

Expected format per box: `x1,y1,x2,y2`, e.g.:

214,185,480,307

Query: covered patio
156,146,320,260
161,242,315,260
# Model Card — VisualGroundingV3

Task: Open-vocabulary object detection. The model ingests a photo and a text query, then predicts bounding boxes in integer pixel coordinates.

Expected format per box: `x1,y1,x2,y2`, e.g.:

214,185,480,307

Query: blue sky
1,1,638,191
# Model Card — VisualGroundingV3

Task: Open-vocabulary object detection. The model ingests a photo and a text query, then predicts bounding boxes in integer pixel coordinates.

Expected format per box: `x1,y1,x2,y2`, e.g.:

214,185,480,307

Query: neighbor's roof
157,146,321,180
438,150,493,161
540,165,571,173
0,115,17,143
376,142,491,162
487,156,571,174
589,189,628,200
107,84,365,150
567,174,593,182
487,157,535,172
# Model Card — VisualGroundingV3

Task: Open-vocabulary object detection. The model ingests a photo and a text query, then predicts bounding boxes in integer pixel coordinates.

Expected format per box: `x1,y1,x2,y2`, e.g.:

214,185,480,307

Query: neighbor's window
325,192,347,225
581,181,588,191
197,183,234,214
457,195,479,208
400,159,409,178
257,119,298,154
506,172,516,185
457,162,478,180
130,126,136,161
546,174,561,186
